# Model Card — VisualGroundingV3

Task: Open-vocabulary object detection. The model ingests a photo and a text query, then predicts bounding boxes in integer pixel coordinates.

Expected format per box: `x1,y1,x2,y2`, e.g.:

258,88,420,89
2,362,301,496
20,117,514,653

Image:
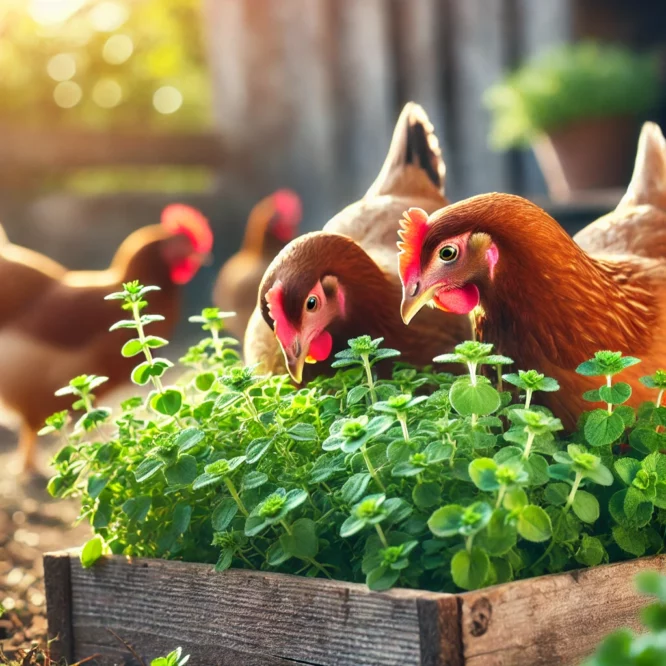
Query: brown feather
245,102,471,379
214,196,297,341
0,225,187,450
421,192,666,427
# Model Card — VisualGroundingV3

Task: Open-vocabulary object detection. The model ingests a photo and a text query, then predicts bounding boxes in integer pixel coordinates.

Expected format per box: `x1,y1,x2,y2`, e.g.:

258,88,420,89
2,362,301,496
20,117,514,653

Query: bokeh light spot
88,1,129,32
92,78,122,108
47,53,76,82
29,0,86,26
102,34,133,65
153,86,183,114
53,81,82,108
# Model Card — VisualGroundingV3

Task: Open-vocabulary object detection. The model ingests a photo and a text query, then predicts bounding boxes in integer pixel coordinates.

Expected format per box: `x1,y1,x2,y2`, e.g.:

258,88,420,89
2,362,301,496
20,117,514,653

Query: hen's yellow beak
279,337,311,384
400,286,435,325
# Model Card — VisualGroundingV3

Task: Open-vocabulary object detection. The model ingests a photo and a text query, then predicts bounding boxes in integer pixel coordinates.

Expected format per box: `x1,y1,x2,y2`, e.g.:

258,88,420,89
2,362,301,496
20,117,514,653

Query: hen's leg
18,425,37,474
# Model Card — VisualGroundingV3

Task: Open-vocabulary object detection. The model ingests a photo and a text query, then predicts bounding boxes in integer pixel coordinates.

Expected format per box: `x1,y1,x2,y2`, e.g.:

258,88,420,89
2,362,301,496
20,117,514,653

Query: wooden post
43,552,74,663
271,0,337,227
392,0,455,195
448,0,510,198
417,596,463,666
517,0,573,195
335,0,395,200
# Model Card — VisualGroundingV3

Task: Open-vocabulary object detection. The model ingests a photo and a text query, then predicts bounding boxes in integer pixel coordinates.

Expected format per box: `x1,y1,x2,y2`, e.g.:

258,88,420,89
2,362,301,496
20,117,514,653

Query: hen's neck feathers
262,233,423,350
66,225,173,288
428,194,656,368
242,199,278,256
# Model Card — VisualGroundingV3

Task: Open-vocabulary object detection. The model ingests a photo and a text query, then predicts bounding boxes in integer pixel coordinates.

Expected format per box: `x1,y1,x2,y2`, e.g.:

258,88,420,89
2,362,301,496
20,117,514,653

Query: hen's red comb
397,207,429,286
161,204,213,254
272,189,302,226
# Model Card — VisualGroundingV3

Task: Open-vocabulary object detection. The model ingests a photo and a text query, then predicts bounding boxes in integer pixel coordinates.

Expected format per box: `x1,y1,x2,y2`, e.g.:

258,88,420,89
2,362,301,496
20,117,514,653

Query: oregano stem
468,362,478,386
398,414,409,441
306,557,333,579
522,432,535,460
606,375,613,414
524,388,533,410
361,442,385,491
131,302,165,394
237,550,256,569
465,535,474,553
361,354,377,403
210,326,223,358
223,477,248,517
496,365,503,392
495,486,506,509
280,520,293,535
375,524,389,549
565,472,583,512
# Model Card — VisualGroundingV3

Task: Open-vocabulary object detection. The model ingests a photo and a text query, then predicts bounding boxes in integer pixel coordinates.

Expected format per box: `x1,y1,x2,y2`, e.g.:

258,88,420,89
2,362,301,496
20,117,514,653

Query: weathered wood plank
202,0,248,140
273,0,337,225
460,555,666,666
0,130,227,170
392,0,454,196
517,0,573,195
63,554,449,666
448,0,510,198
417,596,463,666
43,551,74,663
335,0,395,201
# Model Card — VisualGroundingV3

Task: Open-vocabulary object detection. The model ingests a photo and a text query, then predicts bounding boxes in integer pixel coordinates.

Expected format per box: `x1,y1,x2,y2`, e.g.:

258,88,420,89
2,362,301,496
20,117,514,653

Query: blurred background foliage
0,0,213,192
0,0,211,130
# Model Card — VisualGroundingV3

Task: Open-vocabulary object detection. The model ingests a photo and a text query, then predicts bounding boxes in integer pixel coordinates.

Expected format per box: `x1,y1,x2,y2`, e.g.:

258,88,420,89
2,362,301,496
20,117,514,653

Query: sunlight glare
88,1,128,32
153,86,183,114
47,53,76,82
92,78,122,108
29,0,86,26
102,34,133,64
54,80,82,108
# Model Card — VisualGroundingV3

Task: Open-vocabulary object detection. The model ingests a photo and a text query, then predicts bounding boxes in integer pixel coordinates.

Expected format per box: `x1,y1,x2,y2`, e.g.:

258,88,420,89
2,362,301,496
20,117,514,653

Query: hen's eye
439,245,458,262
306,296,319,311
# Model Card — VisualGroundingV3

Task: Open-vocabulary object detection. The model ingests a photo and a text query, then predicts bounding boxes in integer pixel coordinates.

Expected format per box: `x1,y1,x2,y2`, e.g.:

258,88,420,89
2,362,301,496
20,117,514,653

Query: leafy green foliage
151,647,190,666
485,41,660,149
584,572,666,666
47,285,666,594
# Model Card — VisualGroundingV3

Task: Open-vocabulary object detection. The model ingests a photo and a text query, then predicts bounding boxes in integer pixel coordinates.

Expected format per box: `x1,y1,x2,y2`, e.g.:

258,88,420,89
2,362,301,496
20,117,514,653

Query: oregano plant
45,283,666,593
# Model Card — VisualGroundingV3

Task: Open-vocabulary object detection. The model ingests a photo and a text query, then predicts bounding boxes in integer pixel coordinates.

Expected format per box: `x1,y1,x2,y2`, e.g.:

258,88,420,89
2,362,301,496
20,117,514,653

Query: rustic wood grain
417,596,463,666
448,0,510,199
335,0,394,201
60,553,450,666
460,555,666,666
43,551,74,663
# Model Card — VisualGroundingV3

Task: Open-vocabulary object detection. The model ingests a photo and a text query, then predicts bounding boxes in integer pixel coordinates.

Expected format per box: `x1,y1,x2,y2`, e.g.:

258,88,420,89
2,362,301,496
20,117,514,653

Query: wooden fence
202,0,573,225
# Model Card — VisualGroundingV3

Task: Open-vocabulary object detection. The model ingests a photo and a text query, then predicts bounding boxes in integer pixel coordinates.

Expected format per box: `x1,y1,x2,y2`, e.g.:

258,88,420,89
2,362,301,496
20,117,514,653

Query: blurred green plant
583,571,666,666
0,0,211,130
484,41,660,150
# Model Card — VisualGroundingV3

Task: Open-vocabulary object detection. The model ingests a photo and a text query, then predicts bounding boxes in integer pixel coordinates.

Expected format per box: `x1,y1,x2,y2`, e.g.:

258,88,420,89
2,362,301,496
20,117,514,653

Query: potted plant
484,41,661,200
42,283,666,665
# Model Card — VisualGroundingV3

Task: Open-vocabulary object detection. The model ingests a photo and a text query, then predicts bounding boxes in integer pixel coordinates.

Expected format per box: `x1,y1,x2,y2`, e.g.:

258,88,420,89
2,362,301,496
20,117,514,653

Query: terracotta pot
532,116,637,202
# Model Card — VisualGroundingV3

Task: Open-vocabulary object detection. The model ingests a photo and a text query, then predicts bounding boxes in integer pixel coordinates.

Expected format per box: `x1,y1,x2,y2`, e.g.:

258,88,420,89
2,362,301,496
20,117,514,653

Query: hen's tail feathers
364,102,447,200
618,121,666,212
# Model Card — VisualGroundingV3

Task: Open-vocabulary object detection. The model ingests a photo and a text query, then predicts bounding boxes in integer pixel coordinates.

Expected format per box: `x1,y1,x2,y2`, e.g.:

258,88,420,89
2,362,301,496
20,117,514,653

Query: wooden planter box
44,549,666,666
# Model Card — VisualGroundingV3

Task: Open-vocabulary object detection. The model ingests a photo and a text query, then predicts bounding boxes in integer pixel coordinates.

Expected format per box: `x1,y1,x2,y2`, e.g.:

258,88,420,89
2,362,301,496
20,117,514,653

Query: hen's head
160,204,213,284
258,233,368,383
398,205,499,324
266,189,302,243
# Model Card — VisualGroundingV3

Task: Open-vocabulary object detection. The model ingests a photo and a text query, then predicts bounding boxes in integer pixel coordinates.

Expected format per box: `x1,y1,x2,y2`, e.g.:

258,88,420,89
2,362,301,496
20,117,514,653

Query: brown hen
244,102,471,383
0,205,212,473
399,122,666,427
213,190,302,342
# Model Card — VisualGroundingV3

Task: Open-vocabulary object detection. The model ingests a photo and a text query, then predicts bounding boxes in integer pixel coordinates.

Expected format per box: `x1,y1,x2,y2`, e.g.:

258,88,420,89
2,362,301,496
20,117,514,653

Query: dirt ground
0,424,91,657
